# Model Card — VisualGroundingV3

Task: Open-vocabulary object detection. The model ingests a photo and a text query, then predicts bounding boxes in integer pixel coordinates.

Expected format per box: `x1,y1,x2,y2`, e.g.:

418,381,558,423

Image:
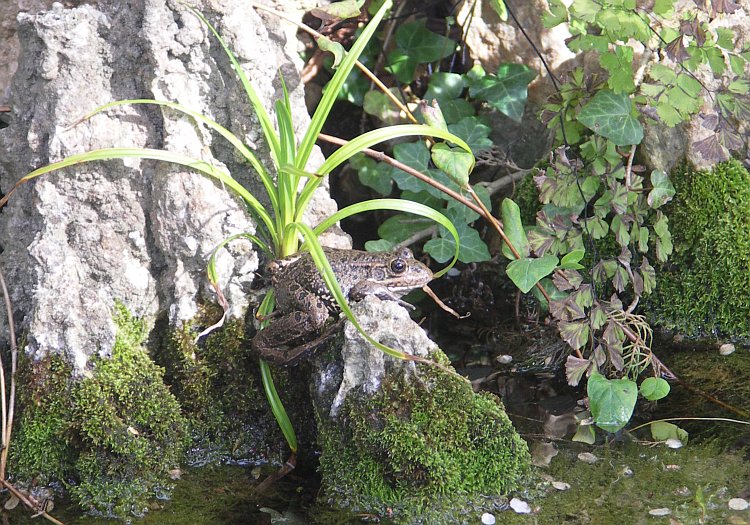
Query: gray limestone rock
0,0,337,371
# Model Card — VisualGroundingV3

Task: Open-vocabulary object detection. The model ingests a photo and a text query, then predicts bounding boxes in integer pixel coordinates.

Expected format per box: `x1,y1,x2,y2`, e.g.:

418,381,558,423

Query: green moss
317,357,531,523
11,304,190,519
649,159,750,337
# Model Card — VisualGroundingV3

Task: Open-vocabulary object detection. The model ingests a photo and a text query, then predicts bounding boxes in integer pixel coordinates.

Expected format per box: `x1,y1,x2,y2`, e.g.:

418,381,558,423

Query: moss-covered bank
317,360,531,523
11,304,189,518
649,159,750,338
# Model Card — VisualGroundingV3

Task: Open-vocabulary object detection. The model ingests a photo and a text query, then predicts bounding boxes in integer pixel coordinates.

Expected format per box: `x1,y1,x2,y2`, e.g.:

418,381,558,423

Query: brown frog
251,247,433,365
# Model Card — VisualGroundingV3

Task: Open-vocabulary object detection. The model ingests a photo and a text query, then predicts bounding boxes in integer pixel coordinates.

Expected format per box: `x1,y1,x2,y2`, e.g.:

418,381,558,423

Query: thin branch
0,479,66,525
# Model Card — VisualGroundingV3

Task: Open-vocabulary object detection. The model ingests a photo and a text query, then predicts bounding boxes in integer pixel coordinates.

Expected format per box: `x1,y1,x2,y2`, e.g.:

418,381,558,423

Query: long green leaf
257,290,298,453
292,223,411,361
186,7,282,162
206,232,271,287
312,198,459,278
0,147,278,249
296,124,474,219
296,0,393,169
72,98,280,213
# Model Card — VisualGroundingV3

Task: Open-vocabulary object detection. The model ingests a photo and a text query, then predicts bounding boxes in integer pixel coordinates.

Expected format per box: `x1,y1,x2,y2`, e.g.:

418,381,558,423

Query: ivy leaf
587,371,637,433
430,222,491,263
377,214,431,244
363,88,403,123
395,21,455,63
577,89,644,145
351,154,393,195
468,64,537,122
647,170,675,208
430,143,473,187
500,198,530,260
424,72,465,102
543,0,568,28
506,255,559,293
364,238,394,252
385,49,419,84
640,377,670,401
393,141,430,171
448,117,493,153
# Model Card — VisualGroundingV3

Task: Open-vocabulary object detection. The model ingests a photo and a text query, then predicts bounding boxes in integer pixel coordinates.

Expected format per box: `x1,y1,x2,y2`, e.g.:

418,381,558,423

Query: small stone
481,512,496,524
620,466,634,477
496,354,513,364
168,468,182,480
649,508,671,516
577,452,598,464
664,464,681,471
510,498,531,514
552,481,570,491
719,343,736,356
674,486,691,497
665,438,683,449
729,498,749,511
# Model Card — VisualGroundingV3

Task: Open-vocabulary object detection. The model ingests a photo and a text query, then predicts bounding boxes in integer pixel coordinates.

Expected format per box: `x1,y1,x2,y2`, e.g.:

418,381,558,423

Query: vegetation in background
650,159,750,337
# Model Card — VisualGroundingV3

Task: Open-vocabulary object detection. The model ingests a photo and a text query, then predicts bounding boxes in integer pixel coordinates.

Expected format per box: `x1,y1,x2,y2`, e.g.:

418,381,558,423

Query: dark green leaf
588,371,637,433
395,21,455,63
468,64,537,122
577,89,644,145
507,254,559,293
423,237,454,263
364,238,394,252
448,117,492,153
425,72,465,102
385,49,419,83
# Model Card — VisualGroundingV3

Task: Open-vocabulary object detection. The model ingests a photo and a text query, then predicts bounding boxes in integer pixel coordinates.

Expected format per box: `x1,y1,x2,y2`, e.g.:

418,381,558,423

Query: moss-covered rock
152,305,313,465
649,159,750,338
11,304,189,518
317,363,530,523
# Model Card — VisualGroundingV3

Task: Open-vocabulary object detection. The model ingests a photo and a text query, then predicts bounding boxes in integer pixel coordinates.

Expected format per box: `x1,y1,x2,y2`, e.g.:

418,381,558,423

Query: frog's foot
255,319,345,366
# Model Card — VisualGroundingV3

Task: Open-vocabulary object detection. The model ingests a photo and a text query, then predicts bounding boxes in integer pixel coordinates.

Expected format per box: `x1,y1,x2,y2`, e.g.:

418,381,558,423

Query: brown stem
249,2,418,123
0,479,65,525
0,267,16,480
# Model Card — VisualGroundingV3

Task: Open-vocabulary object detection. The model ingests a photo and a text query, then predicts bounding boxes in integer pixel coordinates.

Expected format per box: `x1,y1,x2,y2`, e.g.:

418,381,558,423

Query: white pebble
481,512,496,524
729,498,749,511
719,343,735,356
510,497,531,514
665,438,683,449
577,452,598,464
648,508,672,516
496,354,513,364
552,481,570,491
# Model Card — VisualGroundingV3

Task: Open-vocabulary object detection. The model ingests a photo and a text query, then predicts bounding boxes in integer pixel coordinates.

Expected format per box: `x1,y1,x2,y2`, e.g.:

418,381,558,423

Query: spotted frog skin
251,247,433,365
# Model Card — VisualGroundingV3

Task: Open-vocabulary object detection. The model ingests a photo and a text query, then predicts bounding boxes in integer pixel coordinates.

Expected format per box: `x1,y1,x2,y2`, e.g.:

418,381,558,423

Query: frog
251,247,433,365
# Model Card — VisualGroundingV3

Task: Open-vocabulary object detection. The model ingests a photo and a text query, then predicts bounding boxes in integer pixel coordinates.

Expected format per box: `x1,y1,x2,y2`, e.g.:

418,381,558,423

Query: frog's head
376,247,433,296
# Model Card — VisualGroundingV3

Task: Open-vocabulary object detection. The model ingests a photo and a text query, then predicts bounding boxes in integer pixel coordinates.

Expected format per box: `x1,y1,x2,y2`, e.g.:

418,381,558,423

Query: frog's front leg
251,292,330,365
350,281,415,309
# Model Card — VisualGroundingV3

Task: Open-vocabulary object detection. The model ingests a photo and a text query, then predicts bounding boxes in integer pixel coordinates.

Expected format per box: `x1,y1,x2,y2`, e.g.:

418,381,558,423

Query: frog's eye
390,258,407,274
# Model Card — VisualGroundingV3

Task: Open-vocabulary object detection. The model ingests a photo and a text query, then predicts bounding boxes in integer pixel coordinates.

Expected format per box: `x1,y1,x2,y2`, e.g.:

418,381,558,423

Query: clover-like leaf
577,89,644,145
506,254,559,293
640,377,671,401
588,371,637,433
650,421,688,444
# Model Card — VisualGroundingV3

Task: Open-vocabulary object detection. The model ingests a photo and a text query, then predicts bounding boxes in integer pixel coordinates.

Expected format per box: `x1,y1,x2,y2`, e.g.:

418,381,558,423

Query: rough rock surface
0,0,337,371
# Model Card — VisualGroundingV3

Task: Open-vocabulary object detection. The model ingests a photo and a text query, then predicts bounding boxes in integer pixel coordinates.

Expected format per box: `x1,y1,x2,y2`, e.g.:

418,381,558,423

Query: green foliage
587,371,637,433
316,359,530,522
543,0,749,161
650,160,750,337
